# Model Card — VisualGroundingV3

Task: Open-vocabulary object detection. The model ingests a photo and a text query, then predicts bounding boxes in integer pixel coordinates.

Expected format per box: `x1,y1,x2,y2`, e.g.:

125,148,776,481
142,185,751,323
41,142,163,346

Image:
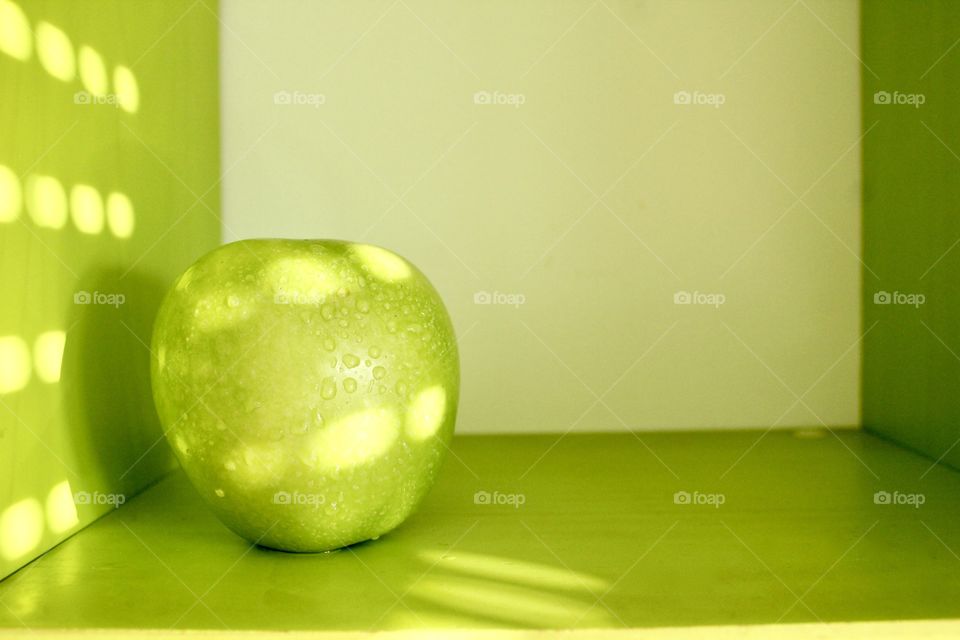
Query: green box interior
0,0,220,580
861,0,960,471
2,0,960,636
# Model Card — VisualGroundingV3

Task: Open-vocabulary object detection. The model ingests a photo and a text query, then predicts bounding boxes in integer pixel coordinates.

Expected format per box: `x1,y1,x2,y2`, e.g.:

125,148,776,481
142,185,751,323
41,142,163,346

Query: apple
150,239,459,552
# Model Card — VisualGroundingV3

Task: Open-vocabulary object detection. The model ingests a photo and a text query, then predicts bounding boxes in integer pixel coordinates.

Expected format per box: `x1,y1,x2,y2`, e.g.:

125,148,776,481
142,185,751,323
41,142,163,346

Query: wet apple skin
151,239,459,551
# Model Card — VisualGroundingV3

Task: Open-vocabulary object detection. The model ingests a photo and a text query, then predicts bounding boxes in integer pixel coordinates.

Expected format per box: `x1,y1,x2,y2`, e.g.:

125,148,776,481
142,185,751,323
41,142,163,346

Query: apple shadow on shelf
62,267,174,496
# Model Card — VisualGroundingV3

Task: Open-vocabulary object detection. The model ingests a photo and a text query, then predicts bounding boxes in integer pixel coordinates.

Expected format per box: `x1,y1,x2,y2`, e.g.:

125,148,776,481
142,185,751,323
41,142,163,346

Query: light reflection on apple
152,239,459,552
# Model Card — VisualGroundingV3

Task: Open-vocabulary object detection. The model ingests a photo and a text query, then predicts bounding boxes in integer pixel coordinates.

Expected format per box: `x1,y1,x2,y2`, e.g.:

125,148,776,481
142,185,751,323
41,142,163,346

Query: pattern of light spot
0,335,30,394
352,244,411,282
35,21,74,81
25,175,67,229
77,45,108,96
406,386,446,441
0,164,21,223
106,191,135,238
33,330,66,383
45,481,78,534
69,184,104,234
113,65,139,113
0,498,43,560
0,1,31,61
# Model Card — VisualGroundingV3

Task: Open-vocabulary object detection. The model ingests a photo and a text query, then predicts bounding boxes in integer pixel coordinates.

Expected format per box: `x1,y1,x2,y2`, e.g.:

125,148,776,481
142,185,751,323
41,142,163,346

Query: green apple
150,239,459,552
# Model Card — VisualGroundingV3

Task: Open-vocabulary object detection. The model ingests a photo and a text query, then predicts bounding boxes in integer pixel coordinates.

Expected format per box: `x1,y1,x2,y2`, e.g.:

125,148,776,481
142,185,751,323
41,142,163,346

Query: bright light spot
77,46,107,96
113,65,139,113
351,244,411,282
35,22,74,81
69,184,104,234
0,335,30,394
45,481,78,534
0,1,31,61
105,191,134,238
305,407,399,470
175,266,194,292
267,255,341,303
419,550,609,592
405,385,446,441
230,442,287,488
0,164,21,223
173,433,189,456
25,174,67,229
33,330,65,383
0,498,43,561
409,574,611,627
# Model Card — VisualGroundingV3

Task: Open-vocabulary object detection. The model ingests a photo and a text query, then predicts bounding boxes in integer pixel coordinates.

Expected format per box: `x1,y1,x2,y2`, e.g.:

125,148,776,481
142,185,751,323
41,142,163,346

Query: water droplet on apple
321,304,335,320
369,346,382,358
342,353,360,368
343,377,358,393
224,460,237,471
357,300,370,313
321,377,337,400
373,366,386,380
323,337,336,351
227,295,240,308
215,489,225,498
290,420,310,435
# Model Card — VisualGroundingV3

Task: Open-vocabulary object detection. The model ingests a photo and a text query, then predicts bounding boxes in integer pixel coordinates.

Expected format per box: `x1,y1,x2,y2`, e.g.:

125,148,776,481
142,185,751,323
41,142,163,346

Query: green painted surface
1,431,958,631
861,1,960,470
0,0,220,579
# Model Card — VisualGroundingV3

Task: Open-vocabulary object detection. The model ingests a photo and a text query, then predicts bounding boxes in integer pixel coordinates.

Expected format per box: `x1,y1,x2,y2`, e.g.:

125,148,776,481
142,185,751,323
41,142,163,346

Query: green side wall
862,1,960,469
0,0,220,578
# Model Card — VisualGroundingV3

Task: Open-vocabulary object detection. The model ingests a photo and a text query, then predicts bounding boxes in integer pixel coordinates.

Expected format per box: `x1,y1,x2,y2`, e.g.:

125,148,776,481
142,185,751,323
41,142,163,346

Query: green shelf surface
0,431,959,635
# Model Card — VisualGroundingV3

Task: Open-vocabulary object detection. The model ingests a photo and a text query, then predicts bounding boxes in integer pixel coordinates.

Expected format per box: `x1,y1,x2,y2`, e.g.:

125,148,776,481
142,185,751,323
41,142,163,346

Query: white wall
220,0,862,433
